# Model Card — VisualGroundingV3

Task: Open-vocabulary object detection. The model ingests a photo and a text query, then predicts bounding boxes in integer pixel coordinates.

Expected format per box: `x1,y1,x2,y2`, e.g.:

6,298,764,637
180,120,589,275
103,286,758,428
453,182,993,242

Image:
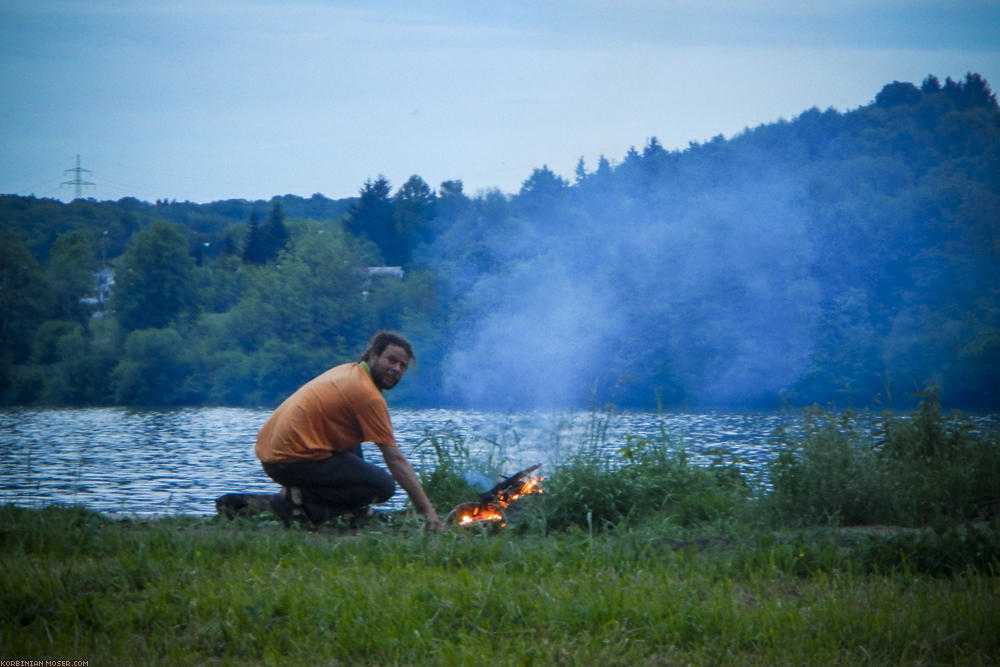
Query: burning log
447,463,543,528
479,463,541,505
448,501,506,527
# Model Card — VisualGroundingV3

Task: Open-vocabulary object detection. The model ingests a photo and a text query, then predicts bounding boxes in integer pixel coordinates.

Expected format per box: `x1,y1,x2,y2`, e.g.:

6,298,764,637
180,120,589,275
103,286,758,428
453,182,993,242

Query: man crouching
255,331,444,532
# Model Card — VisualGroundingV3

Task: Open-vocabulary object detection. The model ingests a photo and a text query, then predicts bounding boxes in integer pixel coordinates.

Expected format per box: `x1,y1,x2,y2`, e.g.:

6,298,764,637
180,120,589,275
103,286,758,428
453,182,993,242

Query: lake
2,406,994,518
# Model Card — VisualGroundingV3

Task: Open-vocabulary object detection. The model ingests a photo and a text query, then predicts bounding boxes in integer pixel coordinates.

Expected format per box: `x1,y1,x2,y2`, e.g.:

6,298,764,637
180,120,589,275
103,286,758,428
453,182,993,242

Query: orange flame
450,475,545,527
457,503,505,526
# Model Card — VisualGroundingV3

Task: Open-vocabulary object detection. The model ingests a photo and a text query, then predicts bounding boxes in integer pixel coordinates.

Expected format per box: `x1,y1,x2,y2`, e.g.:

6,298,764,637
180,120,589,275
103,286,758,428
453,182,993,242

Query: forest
1,73,998,411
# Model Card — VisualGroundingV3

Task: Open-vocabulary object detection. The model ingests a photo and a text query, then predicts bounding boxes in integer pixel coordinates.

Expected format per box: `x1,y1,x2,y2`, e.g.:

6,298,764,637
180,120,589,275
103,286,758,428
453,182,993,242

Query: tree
113,327,193,405
242,210,269,264
111,221,196,332
266,199,290,255
243,201,290,265
950,72,998,110
433,180,470,236
875,81,922,108
595,155,613,179
574,156,588,185
220,224,377,402
228,223,372,354
346,176,394,261
0,229,50,369
31,320,82,365
40,321,117,405
391,174,436,265
47,230,97,322
516,165,569,222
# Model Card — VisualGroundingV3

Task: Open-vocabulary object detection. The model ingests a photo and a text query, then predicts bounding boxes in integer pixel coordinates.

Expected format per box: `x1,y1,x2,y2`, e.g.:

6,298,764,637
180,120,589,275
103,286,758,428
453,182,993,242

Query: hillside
1,73,997,410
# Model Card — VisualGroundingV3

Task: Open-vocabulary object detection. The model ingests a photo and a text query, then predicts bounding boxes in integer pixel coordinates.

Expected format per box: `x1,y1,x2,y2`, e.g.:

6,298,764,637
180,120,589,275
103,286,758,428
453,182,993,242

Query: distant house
80,267,115,317
367,266,405,279
362,266,404,300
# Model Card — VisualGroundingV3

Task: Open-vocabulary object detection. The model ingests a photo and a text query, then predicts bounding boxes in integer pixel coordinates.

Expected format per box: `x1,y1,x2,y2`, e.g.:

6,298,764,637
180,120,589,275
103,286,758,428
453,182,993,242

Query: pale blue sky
2,1,998,203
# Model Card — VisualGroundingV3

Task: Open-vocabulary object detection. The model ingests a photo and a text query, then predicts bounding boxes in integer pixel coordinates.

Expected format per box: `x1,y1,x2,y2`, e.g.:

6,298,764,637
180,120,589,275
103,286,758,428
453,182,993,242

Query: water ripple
2,407,996,517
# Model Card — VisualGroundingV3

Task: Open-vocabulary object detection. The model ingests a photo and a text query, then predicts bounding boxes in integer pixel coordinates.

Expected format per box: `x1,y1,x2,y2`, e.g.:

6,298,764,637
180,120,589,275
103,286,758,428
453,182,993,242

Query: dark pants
262,446,395,523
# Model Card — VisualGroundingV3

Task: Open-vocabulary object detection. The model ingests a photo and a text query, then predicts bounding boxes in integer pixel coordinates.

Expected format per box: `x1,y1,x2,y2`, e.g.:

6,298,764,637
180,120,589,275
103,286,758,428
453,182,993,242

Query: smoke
665,179,822,404
435,163,822,409
443,251,625,409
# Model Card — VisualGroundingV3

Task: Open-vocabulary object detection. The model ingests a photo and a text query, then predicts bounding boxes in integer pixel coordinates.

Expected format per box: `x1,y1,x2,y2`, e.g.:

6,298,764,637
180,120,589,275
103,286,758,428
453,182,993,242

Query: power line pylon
62,154,95,199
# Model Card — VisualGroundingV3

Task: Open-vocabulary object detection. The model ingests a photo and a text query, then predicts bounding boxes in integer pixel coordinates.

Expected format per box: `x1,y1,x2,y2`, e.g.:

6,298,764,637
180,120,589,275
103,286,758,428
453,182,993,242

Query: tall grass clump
878,389,1000,523
412,420,521,511
409,408,751,533
412,423,483,509
764,389,1000,527
764,407,891,526
539,423,749,532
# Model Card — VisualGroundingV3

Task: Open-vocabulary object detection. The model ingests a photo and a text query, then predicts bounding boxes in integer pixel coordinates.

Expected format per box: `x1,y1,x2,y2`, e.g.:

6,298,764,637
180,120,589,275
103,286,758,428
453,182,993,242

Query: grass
3,392,999,664
2,505,998,665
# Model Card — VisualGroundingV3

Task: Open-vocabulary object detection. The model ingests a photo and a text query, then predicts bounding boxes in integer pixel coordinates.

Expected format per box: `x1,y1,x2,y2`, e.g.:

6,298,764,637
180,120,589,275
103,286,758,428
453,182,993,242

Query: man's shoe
269,493,295,527
269,491,314,529
345,506,392,529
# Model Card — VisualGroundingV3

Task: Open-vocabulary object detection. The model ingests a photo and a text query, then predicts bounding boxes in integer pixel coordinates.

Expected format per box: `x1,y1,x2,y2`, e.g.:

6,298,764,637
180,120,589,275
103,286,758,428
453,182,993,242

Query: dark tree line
242,202,289,265
1,73,997,410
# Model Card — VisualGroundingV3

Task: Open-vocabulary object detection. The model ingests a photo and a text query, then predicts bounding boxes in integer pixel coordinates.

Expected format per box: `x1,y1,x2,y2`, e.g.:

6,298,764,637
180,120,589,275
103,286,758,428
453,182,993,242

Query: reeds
763,390,1000,527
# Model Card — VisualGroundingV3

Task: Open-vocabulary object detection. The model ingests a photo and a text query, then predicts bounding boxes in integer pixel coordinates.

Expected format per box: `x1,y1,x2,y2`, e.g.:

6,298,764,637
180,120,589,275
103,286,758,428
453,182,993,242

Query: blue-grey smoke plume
436,164,822,409
443,251,624,408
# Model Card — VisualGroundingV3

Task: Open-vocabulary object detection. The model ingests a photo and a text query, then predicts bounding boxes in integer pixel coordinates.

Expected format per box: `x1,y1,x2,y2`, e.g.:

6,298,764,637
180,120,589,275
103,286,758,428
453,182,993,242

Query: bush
765,408,892,526
854,525,1000,576
540,432,748,531
113,327,193,405
878,390,1000,523
764,392,1000,527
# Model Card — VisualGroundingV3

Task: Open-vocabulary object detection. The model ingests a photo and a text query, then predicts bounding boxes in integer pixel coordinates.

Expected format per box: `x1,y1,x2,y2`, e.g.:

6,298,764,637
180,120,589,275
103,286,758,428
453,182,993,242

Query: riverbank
2,504,998,665
5,396,999,663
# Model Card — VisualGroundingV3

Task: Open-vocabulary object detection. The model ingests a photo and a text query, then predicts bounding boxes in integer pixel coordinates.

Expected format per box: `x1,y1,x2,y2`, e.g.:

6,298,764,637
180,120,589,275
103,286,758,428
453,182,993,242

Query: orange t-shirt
255,362,396,463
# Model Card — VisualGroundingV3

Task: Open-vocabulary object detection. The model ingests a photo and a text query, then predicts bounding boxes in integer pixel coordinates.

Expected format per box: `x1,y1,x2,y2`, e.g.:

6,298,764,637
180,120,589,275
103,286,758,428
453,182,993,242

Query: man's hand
378,442,446,533
425,512,446,533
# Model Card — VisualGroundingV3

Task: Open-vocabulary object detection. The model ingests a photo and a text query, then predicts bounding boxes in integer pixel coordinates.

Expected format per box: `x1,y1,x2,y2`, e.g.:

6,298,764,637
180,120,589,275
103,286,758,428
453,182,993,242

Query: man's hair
360,330,415,364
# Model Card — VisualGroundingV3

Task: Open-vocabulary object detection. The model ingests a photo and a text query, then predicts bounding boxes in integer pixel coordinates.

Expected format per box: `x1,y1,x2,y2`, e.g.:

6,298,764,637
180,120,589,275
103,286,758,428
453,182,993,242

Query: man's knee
373,475,396,503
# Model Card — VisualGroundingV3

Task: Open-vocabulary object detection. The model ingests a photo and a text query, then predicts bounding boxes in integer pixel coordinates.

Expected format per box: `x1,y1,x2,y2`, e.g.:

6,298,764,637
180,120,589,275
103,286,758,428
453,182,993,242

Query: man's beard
374,369,399,390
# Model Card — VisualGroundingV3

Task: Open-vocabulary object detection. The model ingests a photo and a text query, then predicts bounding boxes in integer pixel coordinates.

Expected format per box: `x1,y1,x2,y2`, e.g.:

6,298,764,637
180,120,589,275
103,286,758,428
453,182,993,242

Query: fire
512,476,543,498
449,470,545,528
455,502,505,526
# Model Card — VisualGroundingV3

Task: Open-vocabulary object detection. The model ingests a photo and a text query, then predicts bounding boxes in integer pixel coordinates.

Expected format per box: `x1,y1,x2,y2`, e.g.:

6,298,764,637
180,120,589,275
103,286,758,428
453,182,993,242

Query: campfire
448,464,544,528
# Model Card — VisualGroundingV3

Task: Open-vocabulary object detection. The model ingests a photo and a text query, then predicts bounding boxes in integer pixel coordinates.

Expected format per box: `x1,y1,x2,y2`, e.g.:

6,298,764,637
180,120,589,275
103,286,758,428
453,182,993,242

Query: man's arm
377,443,445,532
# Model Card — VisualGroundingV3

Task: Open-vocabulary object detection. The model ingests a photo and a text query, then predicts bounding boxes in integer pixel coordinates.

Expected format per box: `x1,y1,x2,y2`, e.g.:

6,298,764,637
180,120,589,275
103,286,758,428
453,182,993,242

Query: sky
2,1,998,205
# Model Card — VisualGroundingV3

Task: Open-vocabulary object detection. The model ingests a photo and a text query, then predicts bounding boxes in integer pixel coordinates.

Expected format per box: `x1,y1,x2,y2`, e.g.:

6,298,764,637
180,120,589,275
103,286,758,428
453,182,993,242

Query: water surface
2,407,992,517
